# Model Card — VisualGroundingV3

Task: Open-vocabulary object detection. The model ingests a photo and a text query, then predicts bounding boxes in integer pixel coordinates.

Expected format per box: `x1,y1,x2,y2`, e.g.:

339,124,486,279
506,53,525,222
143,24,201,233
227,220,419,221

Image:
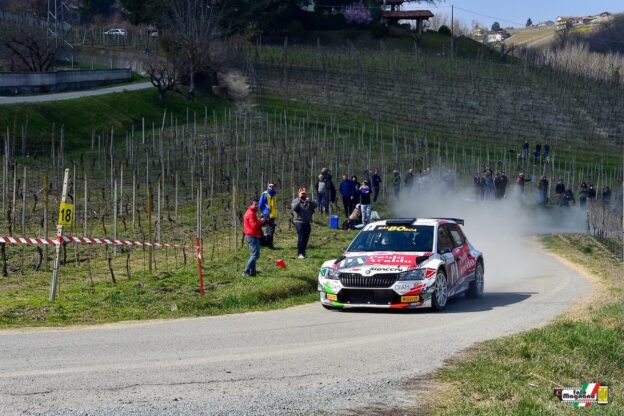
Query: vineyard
0,40,622,325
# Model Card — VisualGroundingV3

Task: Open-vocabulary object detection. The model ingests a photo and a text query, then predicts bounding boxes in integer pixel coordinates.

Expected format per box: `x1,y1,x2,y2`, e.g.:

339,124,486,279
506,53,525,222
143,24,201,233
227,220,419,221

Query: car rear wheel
466,262,484,298
432,271,448,311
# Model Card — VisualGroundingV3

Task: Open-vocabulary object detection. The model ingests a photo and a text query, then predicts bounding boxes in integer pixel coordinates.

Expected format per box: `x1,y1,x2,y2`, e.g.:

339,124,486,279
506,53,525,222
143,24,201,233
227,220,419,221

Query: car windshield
347,225,434,252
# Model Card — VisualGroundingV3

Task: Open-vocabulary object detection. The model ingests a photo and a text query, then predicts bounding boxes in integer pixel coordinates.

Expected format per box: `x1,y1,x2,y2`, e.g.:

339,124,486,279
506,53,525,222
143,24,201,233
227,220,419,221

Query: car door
447,224,472,280
437,226,458,288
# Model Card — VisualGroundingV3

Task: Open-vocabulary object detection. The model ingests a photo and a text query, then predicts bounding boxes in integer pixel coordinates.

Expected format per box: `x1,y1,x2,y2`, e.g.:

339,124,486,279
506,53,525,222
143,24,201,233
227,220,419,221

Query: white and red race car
318,218,484,310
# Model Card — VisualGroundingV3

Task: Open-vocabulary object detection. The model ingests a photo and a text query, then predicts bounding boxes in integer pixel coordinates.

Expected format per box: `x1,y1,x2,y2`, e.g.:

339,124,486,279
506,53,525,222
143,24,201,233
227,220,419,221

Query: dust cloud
390,181,586,288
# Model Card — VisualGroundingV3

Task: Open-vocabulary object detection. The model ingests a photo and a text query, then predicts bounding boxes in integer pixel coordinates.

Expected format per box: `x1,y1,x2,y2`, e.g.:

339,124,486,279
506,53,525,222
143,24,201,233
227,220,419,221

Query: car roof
361,217,464,231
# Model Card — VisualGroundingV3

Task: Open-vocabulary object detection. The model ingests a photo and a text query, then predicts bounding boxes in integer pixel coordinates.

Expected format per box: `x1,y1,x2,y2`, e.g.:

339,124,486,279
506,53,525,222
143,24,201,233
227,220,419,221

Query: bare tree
163,0,220,100
144,55,177,101
0,25,58,72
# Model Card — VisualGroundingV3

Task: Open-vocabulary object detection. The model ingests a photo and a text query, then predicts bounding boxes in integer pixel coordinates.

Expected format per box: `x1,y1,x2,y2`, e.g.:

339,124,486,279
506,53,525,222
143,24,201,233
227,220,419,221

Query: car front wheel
432,271,448,311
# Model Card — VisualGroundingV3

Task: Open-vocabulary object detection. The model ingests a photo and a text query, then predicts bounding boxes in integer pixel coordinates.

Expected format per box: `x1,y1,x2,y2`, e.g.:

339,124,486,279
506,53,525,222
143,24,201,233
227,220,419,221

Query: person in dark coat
555,179,566,206
371,168,382,202
291,187,317,259
602,186,612,205
339,175,355,217
579,182,588,207
404,168,415,191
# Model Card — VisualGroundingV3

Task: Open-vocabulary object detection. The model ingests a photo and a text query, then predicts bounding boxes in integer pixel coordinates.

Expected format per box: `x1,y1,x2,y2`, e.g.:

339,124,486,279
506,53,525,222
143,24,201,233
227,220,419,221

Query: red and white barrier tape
0,235,187,249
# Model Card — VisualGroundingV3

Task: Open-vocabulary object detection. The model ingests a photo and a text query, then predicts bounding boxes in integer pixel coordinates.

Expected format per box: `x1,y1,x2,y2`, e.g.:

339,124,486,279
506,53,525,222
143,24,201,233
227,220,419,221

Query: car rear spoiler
435,217,465,225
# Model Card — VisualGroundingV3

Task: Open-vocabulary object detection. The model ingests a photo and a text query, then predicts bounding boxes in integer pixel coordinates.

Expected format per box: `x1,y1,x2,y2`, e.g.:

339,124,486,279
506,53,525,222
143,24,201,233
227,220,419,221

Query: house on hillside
581,16,596,25
556,16,576,31
487,30,509,43
472,27,485,38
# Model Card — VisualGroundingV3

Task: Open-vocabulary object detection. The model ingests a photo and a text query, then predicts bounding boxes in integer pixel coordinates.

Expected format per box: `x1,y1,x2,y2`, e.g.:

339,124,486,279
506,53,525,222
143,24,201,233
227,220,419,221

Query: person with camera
291,187,317,259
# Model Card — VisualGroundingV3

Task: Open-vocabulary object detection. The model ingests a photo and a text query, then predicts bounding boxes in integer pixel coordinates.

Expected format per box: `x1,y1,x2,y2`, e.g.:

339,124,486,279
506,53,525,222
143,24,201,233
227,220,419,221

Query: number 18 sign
58,202,74,227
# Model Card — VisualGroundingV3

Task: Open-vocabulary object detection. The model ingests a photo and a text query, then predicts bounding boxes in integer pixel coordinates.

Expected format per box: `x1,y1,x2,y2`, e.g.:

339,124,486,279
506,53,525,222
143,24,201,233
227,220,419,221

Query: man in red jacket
243,199,265,276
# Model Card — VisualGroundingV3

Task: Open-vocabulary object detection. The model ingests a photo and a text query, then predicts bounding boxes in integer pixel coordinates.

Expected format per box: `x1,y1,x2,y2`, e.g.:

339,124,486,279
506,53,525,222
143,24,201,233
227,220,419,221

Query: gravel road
0,239,588,416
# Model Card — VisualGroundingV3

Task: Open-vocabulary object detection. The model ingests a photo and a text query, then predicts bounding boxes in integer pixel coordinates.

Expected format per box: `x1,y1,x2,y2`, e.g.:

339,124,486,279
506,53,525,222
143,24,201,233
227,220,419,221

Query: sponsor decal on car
365,254,417,267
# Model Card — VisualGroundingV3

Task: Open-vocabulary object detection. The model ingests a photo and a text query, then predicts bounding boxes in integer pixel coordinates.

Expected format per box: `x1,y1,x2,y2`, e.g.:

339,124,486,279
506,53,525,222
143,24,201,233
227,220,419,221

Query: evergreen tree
526,18,533,27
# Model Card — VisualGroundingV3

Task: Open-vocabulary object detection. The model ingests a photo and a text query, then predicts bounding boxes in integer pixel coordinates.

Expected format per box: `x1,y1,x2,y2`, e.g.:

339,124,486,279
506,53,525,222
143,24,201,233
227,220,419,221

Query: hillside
243,45,623,162
505,26,557,49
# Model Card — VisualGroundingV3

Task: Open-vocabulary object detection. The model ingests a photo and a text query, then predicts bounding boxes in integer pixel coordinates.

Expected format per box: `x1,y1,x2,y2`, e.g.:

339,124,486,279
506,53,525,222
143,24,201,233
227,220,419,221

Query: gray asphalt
0,240,588,416
0,82,153,105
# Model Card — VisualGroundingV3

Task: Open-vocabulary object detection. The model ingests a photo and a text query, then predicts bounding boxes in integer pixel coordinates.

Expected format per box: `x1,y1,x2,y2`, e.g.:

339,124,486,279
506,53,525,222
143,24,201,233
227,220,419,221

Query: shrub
438,25,452,36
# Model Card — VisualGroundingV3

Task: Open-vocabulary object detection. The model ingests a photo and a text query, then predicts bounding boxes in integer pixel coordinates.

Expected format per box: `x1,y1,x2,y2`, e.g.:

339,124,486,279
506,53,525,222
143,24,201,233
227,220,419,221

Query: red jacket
243,207,263,237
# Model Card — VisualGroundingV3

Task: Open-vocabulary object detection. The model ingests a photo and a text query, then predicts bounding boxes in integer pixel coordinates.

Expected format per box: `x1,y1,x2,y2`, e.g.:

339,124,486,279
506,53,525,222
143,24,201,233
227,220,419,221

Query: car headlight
326,268,341,280
398,268,425,281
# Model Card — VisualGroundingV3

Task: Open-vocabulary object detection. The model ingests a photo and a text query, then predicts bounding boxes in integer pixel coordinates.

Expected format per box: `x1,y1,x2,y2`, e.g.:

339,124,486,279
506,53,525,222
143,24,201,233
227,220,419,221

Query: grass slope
0,88,230,152
427,234,623,415
0,215,357,327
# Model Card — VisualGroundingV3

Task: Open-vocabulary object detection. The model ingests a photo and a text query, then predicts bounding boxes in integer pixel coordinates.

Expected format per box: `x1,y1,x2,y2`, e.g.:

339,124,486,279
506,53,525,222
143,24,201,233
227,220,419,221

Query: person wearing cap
243,199,266,276
258,182,278,249
358,180,372,224
291,187,317,259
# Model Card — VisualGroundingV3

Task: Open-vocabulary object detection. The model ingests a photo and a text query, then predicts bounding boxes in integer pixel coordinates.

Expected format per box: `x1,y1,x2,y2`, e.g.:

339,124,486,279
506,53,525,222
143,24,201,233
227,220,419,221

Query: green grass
427,234,623,415
0,88,230,151
0,215,359,327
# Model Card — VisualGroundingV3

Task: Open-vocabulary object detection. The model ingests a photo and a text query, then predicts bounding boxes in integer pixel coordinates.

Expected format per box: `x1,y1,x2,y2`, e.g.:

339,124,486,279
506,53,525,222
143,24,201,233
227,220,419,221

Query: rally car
318,218,484,310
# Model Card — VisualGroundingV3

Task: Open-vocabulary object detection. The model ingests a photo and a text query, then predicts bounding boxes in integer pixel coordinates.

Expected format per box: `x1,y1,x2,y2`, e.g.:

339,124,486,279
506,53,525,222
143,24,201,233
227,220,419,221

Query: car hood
332,252,432,273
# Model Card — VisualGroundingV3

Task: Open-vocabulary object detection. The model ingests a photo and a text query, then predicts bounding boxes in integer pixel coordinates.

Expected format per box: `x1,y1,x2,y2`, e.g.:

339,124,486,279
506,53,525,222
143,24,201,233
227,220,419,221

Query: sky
406,0,624,29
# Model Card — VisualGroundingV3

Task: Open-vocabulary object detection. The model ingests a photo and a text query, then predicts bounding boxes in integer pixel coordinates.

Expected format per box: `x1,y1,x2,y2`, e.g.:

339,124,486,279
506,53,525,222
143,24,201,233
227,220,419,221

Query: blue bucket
329,215,340,229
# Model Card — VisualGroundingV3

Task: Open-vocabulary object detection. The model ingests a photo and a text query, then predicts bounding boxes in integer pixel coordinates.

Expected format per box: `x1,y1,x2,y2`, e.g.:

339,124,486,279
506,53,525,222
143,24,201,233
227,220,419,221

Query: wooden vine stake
49,168,71,301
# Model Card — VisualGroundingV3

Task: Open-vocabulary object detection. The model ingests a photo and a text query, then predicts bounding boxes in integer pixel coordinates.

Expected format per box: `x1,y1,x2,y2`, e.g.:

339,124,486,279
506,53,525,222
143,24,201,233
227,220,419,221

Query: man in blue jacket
339,174,355,217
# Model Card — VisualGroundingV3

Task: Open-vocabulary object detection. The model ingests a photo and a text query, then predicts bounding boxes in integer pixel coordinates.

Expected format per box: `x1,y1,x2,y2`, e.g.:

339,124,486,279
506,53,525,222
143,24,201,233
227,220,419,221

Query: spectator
543,143,550,159
326,172,337,212
339,175,355,217
579,182,588,207
371,168,382,202
499,171,509,198
602,186,612,205
442,170,455,194
404,168,415,191
555,179,565,207
494,172,504,199
350,175,360,213
243,199,265,276
537,176,549,205
533,148,540,164
474,172,484,200
348,204,362,229
291,187,317,259
483,168,495,200
315,174,329,214
258,182,278,249
515,172,530,192
392,170,401,198
522,140,529,161
535,143,542,159
564,188,575,206
321,167,332,183
587,185,597,202
358,180,372,225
